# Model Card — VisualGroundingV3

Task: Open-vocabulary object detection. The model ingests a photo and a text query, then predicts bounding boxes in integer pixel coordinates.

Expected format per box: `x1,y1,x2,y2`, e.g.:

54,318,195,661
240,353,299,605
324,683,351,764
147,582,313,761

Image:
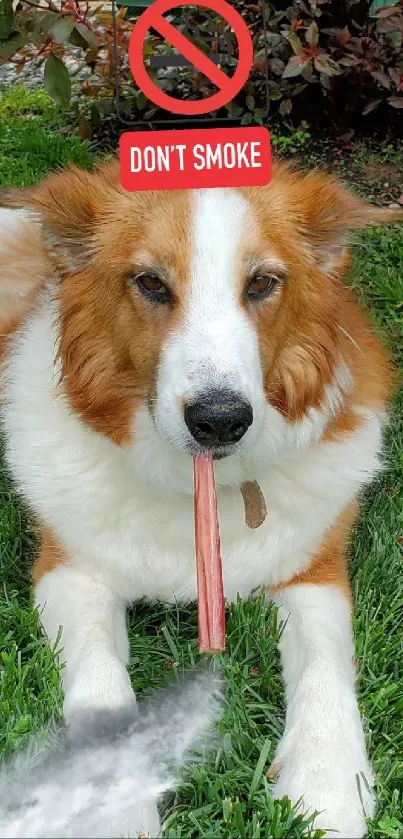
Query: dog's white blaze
154,189,266,451
187,188,259,390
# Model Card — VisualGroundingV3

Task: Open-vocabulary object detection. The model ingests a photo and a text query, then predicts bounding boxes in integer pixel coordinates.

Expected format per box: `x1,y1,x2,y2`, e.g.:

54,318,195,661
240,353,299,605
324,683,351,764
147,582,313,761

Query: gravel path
0,47,94,90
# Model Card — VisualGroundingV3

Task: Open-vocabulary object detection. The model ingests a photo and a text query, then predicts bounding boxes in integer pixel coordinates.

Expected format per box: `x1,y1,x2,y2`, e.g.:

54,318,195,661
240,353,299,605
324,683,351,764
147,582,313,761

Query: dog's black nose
184,389,253,447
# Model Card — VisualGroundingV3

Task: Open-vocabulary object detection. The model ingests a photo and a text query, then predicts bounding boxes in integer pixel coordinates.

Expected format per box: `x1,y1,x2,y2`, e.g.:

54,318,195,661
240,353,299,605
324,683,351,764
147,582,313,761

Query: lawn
0,87,402,839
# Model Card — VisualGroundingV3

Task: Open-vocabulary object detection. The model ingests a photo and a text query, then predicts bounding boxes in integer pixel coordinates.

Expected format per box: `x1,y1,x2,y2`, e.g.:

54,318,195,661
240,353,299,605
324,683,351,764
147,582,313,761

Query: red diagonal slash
149,14,231,90
128,0,254,117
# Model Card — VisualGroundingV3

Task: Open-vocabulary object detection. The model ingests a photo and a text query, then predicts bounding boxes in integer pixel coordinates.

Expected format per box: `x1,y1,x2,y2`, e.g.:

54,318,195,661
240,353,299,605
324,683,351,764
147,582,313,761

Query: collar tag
241,481,267,529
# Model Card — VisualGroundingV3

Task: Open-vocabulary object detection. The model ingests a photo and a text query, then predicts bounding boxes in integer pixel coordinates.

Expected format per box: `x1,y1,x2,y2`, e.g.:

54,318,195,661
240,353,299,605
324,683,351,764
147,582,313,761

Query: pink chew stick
193,452,226,653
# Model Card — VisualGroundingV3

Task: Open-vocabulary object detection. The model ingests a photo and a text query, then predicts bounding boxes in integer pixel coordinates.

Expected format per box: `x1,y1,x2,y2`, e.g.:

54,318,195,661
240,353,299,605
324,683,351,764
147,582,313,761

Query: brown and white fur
0,161,401,838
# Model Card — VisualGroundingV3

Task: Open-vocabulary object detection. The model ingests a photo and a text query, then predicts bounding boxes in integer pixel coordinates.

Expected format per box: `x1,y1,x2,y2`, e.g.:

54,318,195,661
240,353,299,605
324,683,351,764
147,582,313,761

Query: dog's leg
270,547,374,838
34,533,162,837
35,564,136,723
33,529,135,724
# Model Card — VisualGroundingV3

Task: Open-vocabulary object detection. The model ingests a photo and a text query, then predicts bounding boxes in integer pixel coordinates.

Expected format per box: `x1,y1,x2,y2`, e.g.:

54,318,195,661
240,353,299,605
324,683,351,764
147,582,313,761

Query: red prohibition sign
128,0,254,116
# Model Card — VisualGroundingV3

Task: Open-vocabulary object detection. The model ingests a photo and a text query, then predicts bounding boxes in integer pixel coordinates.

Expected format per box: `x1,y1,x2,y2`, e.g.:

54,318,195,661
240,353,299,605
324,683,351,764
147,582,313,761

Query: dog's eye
130,272,171,304
246,273,279,301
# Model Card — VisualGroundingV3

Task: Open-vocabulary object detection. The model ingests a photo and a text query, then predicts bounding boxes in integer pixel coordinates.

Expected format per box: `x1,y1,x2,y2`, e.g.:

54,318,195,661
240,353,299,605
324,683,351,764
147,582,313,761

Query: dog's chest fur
1,295,383,604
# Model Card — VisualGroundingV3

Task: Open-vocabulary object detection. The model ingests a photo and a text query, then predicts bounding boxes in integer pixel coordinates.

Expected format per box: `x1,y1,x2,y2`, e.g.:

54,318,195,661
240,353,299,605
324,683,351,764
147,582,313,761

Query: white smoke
0,668,224,838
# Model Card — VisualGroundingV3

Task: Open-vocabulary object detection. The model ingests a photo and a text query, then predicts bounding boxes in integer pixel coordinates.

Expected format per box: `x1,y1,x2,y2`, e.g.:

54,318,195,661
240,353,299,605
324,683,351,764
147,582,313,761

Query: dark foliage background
0,0,402,137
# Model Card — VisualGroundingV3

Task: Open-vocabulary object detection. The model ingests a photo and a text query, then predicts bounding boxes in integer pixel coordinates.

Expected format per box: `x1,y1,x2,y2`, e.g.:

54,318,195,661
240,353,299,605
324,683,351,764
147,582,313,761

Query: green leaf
30,10,55,44
369,0,399,17
68,26,89,49
0,0,14,41
90,103,102,129
279,97,292,115
314,56,341,76
305,20,319,46
252,112,265,125
339,55,360,67
388,30,402,49
292,83,308,97
74,22,98,49
50,15,75,45
268,83,282,101
282,54,311,78
268,57,285,76
284,31,303,55
249,738,272,799
44,54,71,108
363,99,382,115
0,31,24,59
135,91,147,110
225,102,243,117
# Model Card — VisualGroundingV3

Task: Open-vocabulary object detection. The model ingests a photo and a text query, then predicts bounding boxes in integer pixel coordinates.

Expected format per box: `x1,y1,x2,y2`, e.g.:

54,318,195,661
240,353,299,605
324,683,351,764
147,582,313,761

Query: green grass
0,84,93,188
0,86,402,838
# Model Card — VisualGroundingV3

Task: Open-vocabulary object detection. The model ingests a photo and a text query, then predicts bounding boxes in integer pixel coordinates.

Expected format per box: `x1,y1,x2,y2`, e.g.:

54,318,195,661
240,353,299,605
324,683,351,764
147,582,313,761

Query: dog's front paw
64,655,136,727
271,731,375,838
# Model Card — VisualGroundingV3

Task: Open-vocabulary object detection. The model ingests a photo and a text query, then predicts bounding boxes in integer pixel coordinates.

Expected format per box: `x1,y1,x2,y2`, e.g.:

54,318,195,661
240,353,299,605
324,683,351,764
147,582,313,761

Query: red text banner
120,127,271,191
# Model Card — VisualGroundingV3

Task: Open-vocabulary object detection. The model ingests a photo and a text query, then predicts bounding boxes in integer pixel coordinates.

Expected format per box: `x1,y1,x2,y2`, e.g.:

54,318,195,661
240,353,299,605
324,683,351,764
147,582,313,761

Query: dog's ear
0,161,121,275
295,171,403,277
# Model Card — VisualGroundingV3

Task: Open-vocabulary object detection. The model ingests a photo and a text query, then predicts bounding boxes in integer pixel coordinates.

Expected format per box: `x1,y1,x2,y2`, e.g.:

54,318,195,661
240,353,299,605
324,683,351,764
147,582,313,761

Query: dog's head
4,161,400,475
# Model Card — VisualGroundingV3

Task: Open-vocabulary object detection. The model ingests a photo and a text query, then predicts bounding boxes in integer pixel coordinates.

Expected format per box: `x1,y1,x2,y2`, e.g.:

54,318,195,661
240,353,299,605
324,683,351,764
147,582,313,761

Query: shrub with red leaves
0,0,402,132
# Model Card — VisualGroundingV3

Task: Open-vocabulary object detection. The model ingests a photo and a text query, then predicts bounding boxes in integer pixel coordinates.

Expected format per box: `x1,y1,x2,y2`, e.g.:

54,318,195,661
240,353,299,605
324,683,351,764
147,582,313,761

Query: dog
0,159,401,838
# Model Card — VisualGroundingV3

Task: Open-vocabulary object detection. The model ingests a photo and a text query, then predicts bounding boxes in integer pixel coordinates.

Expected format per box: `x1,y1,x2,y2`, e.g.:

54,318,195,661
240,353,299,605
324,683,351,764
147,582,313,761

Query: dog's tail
0,668,224,838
